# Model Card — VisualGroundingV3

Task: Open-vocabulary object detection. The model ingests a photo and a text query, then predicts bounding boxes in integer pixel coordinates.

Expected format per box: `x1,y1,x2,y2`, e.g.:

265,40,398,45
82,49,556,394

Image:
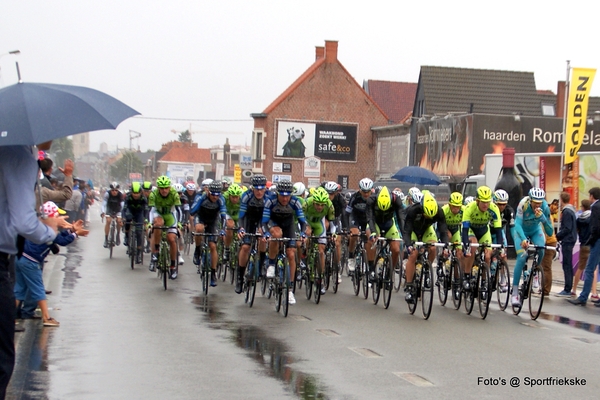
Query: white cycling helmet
185,182,197,192
359,178,373,191
201,178,213,187
173,183,184,193
323,181,339,194
529,187,546,201
464,196,475,205
293,182,306,197
493,189,509,204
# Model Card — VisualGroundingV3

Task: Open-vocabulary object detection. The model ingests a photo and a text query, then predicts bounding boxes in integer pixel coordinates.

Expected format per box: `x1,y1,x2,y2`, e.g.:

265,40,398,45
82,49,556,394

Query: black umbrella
0,82,139,146
391,165,442,186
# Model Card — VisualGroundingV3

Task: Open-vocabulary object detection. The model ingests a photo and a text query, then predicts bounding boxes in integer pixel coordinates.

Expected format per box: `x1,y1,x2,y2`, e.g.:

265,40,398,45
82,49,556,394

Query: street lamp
0,49,21,85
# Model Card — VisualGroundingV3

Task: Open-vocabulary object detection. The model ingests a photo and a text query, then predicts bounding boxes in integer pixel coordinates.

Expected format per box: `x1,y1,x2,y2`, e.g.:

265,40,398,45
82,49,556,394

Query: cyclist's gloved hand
238,228,245,235
147,222,153,230
406,246,414,255
369,232,377,241
463,244,471,257
263,231,271,239
521,240,529,250
177,222,183,230
219,230,225,236
300,232,307,239
100,213,105,218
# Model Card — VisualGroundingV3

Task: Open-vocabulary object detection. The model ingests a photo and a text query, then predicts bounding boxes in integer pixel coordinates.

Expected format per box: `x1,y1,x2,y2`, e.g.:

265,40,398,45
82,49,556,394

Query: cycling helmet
374,186,383,195
312,187,329,204
324,181,338,194
377,186,392,211
251,174,267,189
529,187,546,201
156,176,171,188
185,182,197,192
412,191,424,204
228,183,243,197
359,178,374,192
208,181,222,194
131,182,141,193
142,181,152,190
201,178,213,187
393,190,406,202
422,191,438,218
173,183,184,193
493,189,509,204
109,181,119,190
449,192,463,207
277,180,293,195
464,196,475,205
293,182,306,197
476,186,493,202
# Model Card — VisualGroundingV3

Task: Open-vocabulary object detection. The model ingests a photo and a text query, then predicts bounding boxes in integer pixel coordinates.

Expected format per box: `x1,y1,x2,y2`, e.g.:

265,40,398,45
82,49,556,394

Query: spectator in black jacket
573,199,598,298
556,191,578,297
568,187,600,306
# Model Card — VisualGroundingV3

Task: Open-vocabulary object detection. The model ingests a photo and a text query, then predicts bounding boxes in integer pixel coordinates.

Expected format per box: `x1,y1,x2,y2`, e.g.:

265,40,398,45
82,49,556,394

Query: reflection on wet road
539,312,600,334
192,296,328,399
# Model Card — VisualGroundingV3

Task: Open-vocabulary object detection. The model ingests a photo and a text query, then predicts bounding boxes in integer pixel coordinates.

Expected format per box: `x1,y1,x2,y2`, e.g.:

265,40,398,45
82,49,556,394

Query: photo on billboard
276,121,316,158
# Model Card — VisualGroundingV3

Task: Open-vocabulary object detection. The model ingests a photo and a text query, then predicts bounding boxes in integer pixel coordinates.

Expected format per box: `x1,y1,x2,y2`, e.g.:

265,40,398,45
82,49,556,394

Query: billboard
276,120,357,161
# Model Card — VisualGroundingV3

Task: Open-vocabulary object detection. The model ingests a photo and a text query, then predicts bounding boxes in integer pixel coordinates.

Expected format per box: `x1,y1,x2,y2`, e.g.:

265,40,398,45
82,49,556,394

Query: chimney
324,40,338,63
557,81,566,118
315,46,324,60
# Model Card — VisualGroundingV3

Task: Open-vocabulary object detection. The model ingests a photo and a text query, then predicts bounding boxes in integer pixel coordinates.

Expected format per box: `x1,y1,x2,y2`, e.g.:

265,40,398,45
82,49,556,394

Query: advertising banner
565,68,596,164
276,120,357,161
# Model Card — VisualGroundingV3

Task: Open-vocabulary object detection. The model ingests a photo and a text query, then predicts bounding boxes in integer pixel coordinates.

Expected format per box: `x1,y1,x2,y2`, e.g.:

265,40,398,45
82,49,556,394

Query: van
373,180,451,204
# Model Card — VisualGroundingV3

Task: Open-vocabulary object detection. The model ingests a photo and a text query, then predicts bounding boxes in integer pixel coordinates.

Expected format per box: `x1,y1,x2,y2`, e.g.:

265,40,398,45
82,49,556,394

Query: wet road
8,211,600,399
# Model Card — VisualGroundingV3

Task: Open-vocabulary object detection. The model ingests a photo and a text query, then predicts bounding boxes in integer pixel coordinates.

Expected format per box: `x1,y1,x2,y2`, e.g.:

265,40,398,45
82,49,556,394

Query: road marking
316,329,340,337
393,372,434,387
348,347,382,358
291,315,311,321
520,322,549,329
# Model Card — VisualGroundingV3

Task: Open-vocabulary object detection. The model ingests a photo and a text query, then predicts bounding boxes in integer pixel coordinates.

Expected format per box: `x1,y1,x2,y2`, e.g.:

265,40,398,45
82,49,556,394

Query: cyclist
491,189,512,287
190,181,227,287
122,182,148,264
148,176,182,279
261,180,307,305
303,187,336,295
142,181,153,252
200,178,213,194
345,178,376,273
142,181,153,200
402,191,449,304
440,192,465,278
293,182,307,200
236,175,268,294
405,187,422,207
366,186,404,282
323,181,347,283
510,187,553,306
182,182,199,228
221,177,231,193
461,186,504,290
101,182,124,248
223,183,243,263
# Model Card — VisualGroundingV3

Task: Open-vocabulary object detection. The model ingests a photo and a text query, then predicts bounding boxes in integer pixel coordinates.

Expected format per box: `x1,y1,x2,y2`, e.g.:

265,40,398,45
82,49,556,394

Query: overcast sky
1,0,599,153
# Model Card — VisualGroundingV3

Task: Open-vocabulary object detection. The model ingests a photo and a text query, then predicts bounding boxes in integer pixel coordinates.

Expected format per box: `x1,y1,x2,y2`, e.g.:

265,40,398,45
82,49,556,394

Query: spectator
556,192,578,297
573,199,598,299
63,180,83,225
35,158,74,210
0,143,67,399
541,220,558,297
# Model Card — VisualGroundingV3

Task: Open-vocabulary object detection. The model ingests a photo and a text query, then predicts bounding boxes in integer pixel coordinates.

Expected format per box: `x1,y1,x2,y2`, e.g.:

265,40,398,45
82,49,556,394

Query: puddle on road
60,242,83,296
539,312,600,334
8,324,52,399
192,296,329,399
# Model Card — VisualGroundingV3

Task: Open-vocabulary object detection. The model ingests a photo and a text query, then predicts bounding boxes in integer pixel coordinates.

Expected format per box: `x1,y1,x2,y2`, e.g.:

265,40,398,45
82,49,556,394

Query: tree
50,136,74,167
109,151,145,184
177,130,192,143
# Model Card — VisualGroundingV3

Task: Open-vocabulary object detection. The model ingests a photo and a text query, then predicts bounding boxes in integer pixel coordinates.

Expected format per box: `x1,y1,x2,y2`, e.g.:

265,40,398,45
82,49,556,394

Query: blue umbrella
391,165,441,186
0,82,139,146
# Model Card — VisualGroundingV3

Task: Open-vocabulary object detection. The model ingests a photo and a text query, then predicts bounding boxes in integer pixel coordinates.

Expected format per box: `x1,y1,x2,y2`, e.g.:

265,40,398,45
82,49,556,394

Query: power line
133,116,252,122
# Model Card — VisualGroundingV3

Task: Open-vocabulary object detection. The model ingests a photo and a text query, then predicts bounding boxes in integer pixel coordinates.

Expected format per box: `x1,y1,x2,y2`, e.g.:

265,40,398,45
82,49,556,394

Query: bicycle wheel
332,250,340,294
229,242,239,285
352,250,361,296
464,267,475,315
248,257,258,307
408,269,419,315
528,264,544,320
160,244,169,291
437,260,448,306
282,259,290,317
512,272,525,315
450,259,463,310
361,250,369,300
201,252,209,295
496,260,510,311
372,258,382,305
477,264,491,320
382,256,393,309
129,230,136,270
323,252,331,291
340,238,349,277
109,223,115,259
421,262,433,320
314,270,322,305
394,259,404,293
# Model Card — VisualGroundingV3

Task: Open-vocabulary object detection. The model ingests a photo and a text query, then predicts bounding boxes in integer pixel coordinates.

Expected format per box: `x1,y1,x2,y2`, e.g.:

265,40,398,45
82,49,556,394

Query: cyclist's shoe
235,272,243,294
123,236,129,247
511,294,521,306
169,267,178,280
144,244,151,254
296,269,302,282
337,273,342,284
266,265,276,278
369,271,377,283
149,254,158,272
103,239,109,248
193,247,201,265
532,275,540,290
210,272,218,287
223,251,230,262
288,290,296,305
320,285,327,295
348,258,356,272
115,234,120,246
135,252,142,264
462,277,471,291
404,283,416,304
178,254,185,265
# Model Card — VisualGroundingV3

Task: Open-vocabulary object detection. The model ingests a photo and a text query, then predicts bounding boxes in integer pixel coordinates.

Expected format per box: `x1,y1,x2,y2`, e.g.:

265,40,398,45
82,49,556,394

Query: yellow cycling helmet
476,186,493,202
377,186,392,211
422,191,438,218
449,192,463,206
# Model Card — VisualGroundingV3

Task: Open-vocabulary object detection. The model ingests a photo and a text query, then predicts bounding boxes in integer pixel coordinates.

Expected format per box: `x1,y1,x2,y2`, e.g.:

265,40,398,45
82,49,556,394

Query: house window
252,130,264,161
542,103,555,116
231,154,239,162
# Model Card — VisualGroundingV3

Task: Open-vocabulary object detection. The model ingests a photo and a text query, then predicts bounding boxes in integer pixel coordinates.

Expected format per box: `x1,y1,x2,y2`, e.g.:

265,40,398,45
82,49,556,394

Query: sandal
43,318,60,327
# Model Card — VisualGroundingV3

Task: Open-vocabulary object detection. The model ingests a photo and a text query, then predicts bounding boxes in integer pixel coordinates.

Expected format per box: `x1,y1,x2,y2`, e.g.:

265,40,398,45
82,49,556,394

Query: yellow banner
234,164,241,183
565,67,596,164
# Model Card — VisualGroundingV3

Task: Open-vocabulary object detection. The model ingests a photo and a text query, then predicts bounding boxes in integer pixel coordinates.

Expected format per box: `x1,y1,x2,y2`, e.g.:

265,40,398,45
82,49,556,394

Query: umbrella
0,82,139,146
391,165,442,186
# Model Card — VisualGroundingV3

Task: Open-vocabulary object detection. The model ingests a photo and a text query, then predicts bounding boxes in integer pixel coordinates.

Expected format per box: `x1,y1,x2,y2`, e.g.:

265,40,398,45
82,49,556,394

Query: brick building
250,40,389,190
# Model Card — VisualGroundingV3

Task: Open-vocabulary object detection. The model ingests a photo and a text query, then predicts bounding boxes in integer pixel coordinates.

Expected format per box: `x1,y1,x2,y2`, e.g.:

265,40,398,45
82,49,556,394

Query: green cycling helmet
156,175,171,188
312,187,329,204
228,183,243,197
131,182,141,193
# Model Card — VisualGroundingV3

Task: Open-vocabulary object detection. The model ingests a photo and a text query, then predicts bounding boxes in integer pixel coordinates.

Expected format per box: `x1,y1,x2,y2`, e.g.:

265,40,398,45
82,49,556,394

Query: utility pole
129,130,142,151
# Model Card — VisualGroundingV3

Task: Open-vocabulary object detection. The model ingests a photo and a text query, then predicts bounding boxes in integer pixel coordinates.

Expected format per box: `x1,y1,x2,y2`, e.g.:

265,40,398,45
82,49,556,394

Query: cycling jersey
345,191,369,228
148,188,181,227
123,193,147,217
442,204,464,235
303,197,336,235
403,202,449,246
366,193,404,237
102,191,124,215
190,193,227,226
223,191,242,222
513,197,553,242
